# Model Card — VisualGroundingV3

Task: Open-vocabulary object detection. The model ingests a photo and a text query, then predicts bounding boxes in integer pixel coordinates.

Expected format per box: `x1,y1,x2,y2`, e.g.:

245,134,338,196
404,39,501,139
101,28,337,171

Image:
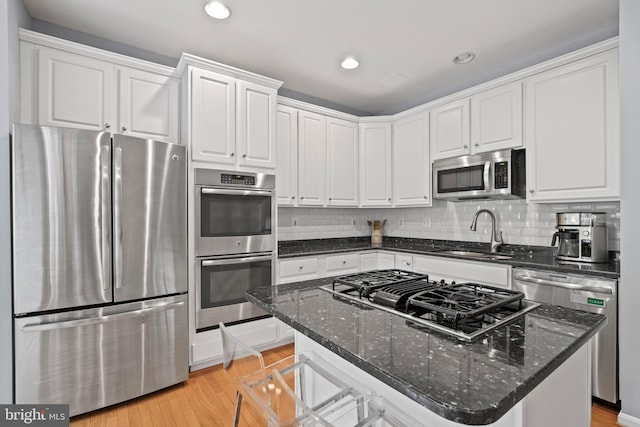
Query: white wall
618,0,640,423
279,200,620,251
0,0,30,404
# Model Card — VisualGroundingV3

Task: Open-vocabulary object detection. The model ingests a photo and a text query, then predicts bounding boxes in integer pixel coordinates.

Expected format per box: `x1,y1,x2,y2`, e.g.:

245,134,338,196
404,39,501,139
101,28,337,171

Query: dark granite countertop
278,237,620,279
247,279,607,425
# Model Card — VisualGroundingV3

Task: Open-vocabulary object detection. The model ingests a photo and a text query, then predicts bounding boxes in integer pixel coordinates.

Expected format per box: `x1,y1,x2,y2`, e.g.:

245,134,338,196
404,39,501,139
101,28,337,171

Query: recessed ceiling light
205,1,231,19
341,57,360,70
453,52,476,64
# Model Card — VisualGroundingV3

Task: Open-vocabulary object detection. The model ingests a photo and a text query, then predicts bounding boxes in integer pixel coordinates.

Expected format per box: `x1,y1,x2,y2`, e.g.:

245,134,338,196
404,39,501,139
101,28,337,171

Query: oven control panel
221,173,256,186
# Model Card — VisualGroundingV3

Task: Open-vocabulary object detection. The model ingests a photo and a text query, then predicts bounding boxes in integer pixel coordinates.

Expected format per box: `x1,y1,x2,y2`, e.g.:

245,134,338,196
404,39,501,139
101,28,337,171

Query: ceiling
22,0,619,116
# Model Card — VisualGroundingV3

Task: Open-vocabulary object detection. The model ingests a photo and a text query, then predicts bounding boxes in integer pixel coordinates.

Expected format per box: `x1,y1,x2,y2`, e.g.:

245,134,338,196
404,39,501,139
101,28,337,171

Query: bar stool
219,322,377,426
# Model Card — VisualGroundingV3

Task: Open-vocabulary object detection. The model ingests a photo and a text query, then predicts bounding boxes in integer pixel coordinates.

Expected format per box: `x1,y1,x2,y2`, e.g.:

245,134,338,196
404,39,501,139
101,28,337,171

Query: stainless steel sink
435,250,513,260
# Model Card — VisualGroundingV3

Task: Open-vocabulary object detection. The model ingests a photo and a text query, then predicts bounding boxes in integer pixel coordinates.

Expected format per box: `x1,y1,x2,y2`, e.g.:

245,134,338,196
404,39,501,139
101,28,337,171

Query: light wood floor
70,343,621,427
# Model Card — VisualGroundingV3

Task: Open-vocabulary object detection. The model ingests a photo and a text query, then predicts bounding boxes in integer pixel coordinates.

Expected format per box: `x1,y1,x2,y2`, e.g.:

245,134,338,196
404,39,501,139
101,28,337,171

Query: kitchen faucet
470,209,504,253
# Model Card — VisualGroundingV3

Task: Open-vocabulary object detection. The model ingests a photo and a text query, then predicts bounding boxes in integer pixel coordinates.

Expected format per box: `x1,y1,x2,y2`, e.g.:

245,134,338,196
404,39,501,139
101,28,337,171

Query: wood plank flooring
70,343,620,427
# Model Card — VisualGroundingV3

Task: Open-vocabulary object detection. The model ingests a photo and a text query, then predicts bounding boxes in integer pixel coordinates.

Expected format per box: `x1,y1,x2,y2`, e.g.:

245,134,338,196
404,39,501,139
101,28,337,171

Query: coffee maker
551,212,608,263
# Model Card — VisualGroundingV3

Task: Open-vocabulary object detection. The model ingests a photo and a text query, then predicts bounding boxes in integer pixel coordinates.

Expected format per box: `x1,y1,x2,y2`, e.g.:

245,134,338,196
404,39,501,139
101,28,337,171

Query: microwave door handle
483,161,491,192
201,188,272,197
202,254,273,267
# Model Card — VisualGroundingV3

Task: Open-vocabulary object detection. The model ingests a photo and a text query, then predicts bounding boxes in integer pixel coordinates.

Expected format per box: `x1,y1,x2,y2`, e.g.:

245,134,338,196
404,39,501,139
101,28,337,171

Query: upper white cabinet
276,105,298,206
177,53,282,168
430,99,470,160
20,31,180,143
298,110,326,206
393,112,430,206
359,121,393,207
524,49,620,202
431,82,523,161
326,117,358,206
237,81,278,168
118,67,179,142
470,82,523,153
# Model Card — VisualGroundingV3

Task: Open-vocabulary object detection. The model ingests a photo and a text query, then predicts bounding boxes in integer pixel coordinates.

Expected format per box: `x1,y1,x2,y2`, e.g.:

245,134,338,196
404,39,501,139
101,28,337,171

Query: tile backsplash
277,199,621,251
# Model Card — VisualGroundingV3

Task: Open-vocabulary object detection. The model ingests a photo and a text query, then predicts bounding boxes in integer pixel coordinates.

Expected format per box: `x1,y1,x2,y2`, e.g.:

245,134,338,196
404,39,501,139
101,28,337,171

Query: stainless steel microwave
433,149,526,200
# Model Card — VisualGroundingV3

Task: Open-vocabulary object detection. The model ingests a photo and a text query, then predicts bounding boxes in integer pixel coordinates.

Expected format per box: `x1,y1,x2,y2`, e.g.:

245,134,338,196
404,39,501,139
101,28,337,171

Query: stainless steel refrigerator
11,124,188,417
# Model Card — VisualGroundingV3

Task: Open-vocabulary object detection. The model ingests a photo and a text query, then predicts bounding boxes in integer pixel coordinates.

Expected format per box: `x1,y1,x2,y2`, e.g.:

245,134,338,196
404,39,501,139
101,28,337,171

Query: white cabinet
35,47,114,132
326,118,358,206
470,82,523,153
325,253,359,276
279,256,319,284
298,110,327,206
430,99,470,160
392,112,430,206
190,68,235,162
237,81,278,168
118,67,179,142
395,254,414,271
360,251,396,271
23,39,179,143
189,67,278,168
276,105,298,206
412,255,511,289
431,82,522,161
525,49,620,202
359,122,393,207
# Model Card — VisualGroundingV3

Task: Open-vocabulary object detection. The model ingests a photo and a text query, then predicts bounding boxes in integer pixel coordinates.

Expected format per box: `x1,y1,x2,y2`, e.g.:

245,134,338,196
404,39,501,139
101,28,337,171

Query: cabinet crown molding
18,28,176,76
176,53,282,89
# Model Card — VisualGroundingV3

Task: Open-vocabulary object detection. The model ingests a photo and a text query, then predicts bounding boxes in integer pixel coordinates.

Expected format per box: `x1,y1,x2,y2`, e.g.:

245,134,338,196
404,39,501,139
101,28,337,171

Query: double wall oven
195,169,275,331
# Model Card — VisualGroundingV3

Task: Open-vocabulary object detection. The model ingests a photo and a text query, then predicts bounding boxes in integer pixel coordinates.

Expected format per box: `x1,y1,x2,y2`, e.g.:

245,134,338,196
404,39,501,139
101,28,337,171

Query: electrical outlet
399,218,404,227
423,218,431,227
292,218,298,227
351,218,356,226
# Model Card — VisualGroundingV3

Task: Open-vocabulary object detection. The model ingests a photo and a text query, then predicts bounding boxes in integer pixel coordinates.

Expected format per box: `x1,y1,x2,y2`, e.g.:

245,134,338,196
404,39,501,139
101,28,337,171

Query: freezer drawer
14,295,188,417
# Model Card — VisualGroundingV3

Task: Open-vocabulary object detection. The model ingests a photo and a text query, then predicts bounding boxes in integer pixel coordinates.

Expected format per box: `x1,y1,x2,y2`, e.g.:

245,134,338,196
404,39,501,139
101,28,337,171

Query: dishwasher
512,268,618,405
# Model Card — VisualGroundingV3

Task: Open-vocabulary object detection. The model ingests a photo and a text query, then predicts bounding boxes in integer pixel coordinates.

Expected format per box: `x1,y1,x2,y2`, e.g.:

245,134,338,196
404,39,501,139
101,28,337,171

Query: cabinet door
359,122,392,207
298,110,326,206
191,68,236,163
276,105,298,206
326,117,358,206
118,67,179,143
430,99,470,160
525,50,619,202
237,81,277,168
393,112,430,206
471,82,522,153
37,47,113,131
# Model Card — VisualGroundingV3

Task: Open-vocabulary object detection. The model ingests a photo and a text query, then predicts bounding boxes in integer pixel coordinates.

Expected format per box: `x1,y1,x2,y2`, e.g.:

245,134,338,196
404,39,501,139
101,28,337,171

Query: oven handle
201,188,272,197
201,254,273,267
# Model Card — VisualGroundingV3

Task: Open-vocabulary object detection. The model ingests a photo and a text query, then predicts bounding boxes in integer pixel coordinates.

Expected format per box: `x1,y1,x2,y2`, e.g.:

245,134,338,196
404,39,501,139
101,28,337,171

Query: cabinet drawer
326,253,359,276
279,257,319,283
413,255,510,288
395,254,413,271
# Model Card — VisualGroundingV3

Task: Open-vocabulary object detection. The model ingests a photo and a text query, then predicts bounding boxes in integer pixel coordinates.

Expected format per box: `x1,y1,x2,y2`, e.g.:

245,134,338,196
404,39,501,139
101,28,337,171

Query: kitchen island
247,279,607,426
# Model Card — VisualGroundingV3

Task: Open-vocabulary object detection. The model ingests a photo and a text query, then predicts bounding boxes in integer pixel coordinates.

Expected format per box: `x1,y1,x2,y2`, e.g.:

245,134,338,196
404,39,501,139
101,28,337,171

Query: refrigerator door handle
113,146,123,289
20,301,186,332
101,145,112,290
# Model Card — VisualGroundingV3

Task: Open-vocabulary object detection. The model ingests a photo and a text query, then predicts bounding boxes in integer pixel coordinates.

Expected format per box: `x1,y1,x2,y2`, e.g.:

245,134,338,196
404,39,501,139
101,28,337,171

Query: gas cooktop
320,269,540,341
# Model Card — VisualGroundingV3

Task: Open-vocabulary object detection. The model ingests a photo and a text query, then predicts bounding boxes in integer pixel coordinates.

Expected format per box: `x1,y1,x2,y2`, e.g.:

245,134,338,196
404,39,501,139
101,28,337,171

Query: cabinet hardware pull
474,143,479,147
464,145,468,148
104,123,110,129
121,126,127,132
242,154,247,158
529,189,534,193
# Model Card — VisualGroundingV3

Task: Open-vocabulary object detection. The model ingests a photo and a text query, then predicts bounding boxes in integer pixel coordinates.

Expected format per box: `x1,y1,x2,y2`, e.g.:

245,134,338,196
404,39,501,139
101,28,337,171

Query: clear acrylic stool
220,322,378,426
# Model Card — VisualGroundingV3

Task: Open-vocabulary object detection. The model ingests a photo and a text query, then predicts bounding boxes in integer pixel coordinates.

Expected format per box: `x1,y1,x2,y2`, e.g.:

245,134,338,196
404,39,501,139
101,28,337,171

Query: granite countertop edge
247,280,607,425
277,237,620,279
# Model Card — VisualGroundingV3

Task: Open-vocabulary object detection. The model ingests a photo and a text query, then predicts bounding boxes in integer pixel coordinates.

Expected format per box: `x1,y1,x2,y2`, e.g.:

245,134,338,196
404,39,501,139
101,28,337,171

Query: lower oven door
196,253,273,330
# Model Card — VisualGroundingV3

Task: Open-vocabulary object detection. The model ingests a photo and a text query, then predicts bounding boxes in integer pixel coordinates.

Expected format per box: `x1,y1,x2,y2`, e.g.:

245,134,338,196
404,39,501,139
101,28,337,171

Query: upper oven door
195,186,274,256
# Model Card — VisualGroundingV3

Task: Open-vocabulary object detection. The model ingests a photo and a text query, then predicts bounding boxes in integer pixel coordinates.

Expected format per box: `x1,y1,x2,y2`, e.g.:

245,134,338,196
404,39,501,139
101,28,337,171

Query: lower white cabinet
395,253,511,289
326,253,359,276
360,251,396,271
190,317,290,370
279,256,320,284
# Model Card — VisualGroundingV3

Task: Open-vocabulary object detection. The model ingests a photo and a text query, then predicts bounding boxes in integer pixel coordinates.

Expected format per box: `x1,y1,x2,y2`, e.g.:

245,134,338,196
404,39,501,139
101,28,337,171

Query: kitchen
1,0,639,426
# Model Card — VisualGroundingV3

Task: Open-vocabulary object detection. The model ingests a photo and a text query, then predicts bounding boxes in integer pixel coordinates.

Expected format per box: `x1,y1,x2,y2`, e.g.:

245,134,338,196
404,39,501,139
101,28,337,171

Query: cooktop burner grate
406,283,525,321
332,269,428,298
371,280,440,310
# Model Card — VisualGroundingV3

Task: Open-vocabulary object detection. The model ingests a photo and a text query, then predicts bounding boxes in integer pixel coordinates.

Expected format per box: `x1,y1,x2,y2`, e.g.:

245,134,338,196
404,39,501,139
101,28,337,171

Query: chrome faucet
470,209,504,253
